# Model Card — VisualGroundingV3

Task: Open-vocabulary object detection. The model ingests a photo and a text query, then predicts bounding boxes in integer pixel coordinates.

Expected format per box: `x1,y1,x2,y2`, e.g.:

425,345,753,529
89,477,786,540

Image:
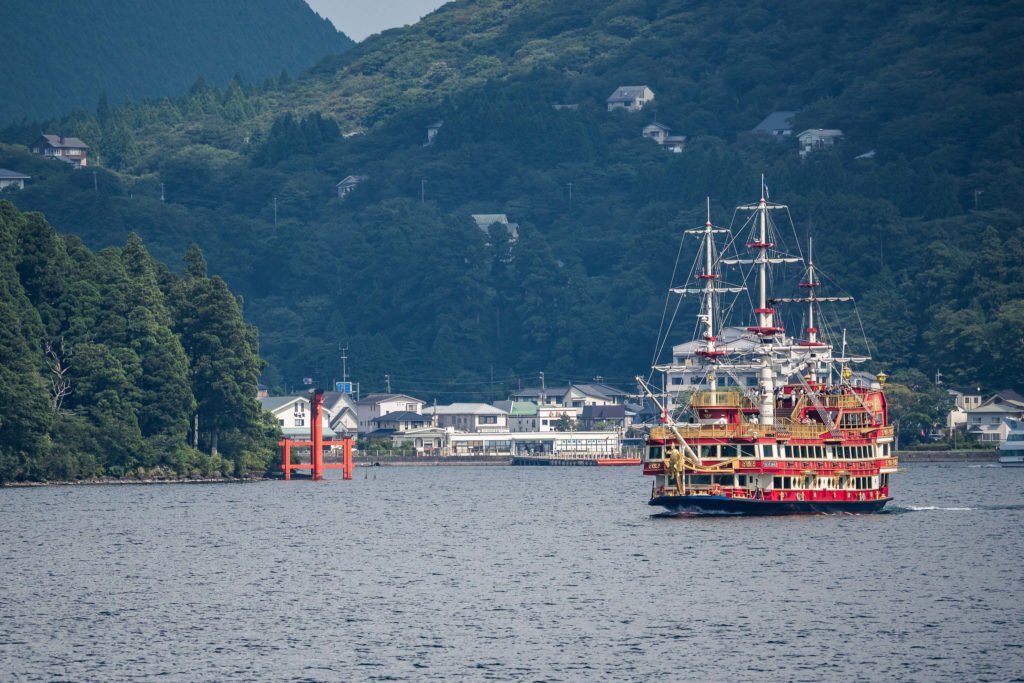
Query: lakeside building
391,428,621,457
423,403,509,433
356,393,424,434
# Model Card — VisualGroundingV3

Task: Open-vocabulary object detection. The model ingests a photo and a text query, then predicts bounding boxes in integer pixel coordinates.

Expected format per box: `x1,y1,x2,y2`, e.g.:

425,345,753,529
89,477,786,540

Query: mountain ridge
1,0,1021,429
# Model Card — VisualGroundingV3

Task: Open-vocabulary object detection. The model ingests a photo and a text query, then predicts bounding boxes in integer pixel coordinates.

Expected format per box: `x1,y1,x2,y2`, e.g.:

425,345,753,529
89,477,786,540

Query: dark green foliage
0,0,352,124
1,0,1022,408
0,204,52,482
0,202,276,482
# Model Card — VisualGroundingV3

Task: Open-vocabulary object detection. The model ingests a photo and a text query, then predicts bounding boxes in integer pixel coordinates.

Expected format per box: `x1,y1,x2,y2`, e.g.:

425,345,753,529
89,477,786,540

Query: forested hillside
0,202,276,483
0,0,352,124
1,0,1021,409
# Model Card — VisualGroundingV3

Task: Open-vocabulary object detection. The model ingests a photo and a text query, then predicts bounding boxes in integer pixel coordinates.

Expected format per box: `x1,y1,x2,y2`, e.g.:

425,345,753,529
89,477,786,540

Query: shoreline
3,451,1003,487
897,450,998,462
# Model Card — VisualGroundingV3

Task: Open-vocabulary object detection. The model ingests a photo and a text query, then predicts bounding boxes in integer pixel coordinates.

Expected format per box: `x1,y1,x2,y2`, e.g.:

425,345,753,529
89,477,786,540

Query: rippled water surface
1,463,1022,681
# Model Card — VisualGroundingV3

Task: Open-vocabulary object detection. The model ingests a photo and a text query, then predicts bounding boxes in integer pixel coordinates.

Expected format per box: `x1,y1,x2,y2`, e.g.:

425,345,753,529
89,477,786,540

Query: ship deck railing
648,422,895,442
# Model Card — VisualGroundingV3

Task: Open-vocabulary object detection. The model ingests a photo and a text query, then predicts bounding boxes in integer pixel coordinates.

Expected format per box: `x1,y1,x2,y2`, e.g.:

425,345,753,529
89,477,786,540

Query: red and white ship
639,184,898,514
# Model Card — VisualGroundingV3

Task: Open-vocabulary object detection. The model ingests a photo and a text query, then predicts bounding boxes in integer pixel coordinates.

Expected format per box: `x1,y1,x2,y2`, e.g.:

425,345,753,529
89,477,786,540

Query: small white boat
998,418,1024,467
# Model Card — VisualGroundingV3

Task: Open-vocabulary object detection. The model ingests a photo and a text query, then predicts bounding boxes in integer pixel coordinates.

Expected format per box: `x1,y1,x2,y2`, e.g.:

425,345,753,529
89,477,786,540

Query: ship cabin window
712,475,733,486
647,446,663,461
881,474,889,487
739,444,757,458
690,475,712,486
772,476,796,489
696,445,719,458
737,475,748,487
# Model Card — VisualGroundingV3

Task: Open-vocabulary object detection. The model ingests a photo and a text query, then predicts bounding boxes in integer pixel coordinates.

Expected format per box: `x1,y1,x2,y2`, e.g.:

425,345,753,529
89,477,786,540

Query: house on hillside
31,134,89,168
663,135,687,153
0,169,30,190
424,403,509,433
472,213,519,241
642,122,671,144
425,121,443,146
752,111,797,138
336,175,368,199
798,128,843,157
607,85,654,112
356,393,424,434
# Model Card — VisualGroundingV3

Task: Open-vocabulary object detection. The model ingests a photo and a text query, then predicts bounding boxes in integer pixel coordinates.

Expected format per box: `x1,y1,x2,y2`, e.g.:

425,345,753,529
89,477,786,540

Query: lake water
1,463,1022,682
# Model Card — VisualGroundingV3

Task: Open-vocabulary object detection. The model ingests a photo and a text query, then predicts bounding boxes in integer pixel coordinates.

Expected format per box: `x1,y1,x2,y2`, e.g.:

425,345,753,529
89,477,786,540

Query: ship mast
668,199,740,402
729,177,799,427
754,181,776,425
771,237,854,386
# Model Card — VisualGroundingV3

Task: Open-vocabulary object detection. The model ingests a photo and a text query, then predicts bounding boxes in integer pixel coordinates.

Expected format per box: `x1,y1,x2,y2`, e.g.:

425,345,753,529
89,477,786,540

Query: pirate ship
638,184,898,514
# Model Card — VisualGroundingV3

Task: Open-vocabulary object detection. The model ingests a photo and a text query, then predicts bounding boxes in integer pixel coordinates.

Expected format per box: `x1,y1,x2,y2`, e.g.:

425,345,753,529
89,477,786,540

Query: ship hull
649,494,890,515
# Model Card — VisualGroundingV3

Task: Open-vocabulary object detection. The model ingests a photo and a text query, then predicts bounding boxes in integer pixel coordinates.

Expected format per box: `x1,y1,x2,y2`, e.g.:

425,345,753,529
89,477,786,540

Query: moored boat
998,418,1024,466
638,184,898,515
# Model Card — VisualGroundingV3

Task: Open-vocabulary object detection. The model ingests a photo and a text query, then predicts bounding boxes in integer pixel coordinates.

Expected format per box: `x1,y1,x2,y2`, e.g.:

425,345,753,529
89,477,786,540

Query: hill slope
0,0,353,124
1,0,1021,420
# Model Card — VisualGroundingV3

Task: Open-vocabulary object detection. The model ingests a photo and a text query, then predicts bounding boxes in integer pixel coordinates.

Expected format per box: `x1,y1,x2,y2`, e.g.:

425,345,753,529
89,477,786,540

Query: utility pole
339,344,348,384
539,371,545,405
273,195,278,226
974,189,984,209
160,182,165,202
385,374,391,394
93,171,98,193
935,369,942,386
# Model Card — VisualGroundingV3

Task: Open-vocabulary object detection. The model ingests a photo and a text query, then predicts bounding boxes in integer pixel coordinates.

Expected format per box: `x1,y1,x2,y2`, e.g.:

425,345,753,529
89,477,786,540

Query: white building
356,393,424,434
424,403,509,433
965,391,1024,444
392,429,621,457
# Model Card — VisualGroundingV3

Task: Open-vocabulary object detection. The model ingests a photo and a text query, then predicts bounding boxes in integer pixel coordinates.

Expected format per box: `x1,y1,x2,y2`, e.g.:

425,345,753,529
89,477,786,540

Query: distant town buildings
259,378,650,456
31,134,89,168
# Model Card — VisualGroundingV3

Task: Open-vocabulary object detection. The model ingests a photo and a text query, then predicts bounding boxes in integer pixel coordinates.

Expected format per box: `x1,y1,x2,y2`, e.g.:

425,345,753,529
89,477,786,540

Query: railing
818,394,863,409
649,422,893,442
689,390,744,408
650,424,765,441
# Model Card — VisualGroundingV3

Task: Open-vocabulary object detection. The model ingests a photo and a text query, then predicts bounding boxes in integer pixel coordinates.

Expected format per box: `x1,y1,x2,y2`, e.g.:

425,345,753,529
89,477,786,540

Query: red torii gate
279,389,354,481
